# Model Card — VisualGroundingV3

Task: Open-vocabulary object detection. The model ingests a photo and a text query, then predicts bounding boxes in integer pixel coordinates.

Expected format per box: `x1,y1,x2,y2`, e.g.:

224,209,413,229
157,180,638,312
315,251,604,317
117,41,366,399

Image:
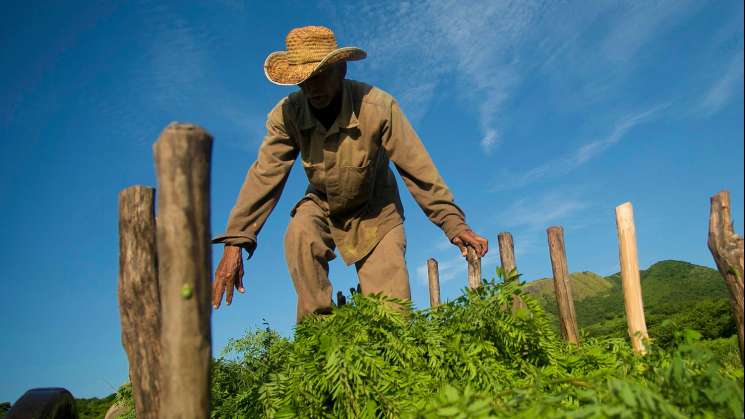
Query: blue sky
1,0,742,403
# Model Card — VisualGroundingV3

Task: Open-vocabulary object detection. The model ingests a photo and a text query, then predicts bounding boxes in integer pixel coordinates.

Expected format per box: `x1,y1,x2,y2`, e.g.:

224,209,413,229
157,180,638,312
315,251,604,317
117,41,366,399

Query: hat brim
264,47,366,86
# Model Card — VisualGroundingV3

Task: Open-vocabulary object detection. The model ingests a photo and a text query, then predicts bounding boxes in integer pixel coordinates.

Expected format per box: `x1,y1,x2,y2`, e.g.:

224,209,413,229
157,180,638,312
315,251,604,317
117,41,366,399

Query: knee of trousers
356,225,411,300
284,216,335,264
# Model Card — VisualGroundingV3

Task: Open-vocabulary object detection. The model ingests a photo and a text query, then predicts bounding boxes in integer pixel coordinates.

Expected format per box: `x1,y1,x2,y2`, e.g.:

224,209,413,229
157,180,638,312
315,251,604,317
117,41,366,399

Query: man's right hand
212,245,245,309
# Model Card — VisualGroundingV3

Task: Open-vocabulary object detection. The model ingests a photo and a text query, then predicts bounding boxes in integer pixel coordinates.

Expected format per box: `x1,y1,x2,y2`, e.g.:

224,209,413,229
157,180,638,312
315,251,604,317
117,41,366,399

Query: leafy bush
74,393,117,419
1,393,118,418
118,271,744,418
650,299,736,348
114,383,136,419
532,261,735,345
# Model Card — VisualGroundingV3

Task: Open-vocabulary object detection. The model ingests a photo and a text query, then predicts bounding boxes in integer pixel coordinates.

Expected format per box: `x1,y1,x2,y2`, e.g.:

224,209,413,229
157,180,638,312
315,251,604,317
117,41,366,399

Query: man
211,26,488,321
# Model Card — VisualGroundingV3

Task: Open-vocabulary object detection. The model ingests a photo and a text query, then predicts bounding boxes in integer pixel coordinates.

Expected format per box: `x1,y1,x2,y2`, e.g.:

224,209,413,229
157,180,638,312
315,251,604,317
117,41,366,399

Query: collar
298,80,359,134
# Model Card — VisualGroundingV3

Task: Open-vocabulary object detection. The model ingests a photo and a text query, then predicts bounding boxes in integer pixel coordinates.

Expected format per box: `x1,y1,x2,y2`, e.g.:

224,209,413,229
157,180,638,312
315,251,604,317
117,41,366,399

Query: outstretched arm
381,100,487,257
212,100,298,308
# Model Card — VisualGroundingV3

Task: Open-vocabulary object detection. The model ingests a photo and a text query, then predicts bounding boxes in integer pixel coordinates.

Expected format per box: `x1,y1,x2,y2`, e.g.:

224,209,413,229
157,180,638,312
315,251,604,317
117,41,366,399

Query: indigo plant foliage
119,269,744,418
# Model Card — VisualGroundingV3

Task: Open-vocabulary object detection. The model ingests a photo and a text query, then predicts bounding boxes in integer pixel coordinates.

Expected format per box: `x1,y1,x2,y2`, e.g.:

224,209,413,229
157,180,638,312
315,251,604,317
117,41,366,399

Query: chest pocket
337,128,380,206
341,159,373,200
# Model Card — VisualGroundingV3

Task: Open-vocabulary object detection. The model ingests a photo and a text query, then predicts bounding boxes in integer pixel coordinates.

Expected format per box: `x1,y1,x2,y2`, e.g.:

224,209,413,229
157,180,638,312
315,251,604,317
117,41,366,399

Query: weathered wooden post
498,232,516,276
547,226,579,344
466,247,482,290
707,190,744,366
615,202,648,354
427,258,441,307
154,123,213,417
118,186,161,418
498,232,527,310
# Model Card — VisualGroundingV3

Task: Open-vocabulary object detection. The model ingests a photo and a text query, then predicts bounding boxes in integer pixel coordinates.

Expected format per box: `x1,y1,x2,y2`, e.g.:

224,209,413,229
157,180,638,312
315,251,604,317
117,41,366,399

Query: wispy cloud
415,255,464,286
415,240,539,287
434,238,455,251
574,104,669,164
430,4,529,155
539,1,701,104
512,235,541,259
142,4,211,110
494,190,589,233
415,249,501,287
491,104,668,191
330,1,540,154
413,187,597,288
138,3,268,149
216,107,269,151
600,0,699,63
330,1,699,157
698,51,744,117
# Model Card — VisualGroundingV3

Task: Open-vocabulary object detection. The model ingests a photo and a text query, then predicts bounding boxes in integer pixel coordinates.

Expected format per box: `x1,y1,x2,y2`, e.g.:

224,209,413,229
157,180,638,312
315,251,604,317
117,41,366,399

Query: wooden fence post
498,232,516,276
707,190,744,366
118,186,161,418
427,258,441,307
466,247,482,290
615,202,648,354
547,226,579,344
154,123,213,417
498,232,527,310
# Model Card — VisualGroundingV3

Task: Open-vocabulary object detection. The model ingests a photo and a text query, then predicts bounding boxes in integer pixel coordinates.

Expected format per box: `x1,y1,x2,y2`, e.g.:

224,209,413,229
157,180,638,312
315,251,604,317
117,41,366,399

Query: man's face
299,62,345,109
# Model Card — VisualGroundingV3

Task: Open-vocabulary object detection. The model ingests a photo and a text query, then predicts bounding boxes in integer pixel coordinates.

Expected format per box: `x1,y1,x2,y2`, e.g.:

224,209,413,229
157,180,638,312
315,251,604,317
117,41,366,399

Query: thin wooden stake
118,186,160,419
498,232,516,276
154,123,213,417
498,232,527,311
427,258,441,307
615,202,648,354
466,247,482,290
707,190,744,366
547,226,579,344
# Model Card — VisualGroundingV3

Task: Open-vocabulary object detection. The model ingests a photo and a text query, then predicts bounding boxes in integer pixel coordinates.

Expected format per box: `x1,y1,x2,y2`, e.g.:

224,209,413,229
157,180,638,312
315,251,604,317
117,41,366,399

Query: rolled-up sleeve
212,99,298,256
381,100,470,241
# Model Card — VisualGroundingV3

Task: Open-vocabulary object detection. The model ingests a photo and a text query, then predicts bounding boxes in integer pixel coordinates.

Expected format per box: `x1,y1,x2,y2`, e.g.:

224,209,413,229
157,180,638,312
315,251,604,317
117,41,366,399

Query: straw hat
264,26,366,86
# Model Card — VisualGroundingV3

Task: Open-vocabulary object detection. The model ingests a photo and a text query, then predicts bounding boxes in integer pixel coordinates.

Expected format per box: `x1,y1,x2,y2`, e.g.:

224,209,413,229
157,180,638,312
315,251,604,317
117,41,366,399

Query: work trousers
284,198,411,322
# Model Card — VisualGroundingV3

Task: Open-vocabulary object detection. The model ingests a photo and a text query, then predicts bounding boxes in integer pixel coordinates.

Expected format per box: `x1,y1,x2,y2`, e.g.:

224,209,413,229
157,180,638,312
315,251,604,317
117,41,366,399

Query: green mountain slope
523,260,736,346
524,271,613,310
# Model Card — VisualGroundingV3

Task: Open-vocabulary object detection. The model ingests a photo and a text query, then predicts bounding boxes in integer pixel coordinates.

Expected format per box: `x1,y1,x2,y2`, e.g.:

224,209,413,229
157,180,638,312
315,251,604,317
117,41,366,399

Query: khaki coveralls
213,80,471,321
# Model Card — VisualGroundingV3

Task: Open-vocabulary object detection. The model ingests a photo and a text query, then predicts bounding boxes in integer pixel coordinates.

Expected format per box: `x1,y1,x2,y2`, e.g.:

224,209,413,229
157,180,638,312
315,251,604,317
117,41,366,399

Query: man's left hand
451,229,488,257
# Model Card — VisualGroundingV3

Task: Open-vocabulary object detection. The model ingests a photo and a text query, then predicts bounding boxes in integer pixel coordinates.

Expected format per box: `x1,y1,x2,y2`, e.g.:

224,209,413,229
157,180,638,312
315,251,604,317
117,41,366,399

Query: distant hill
524,271,612,307
523,260,736,346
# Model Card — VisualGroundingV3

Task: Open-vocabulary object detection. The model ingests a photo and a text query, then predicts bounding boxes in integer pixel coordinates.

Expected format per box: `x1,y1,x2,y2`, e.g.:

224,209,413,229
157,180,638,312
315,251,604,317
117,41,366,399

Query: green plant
117,268,744,418
74,393,117,419
115,383,136,419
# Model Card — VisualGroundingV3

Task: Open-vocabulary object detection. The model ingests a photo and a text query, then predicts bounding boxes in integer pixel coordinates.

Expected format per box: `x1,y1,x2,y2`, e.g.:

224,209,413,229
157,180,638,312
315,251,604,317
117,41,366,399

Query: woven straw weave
286,26,338,64
264,26,366,85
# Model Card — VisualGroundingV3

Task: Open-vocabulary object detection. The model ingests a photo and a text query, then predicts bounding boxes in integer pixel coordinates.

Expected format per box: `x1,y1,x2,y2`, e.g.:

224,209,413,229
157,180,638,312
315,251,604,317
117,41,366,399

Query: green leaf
436,406,462,417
